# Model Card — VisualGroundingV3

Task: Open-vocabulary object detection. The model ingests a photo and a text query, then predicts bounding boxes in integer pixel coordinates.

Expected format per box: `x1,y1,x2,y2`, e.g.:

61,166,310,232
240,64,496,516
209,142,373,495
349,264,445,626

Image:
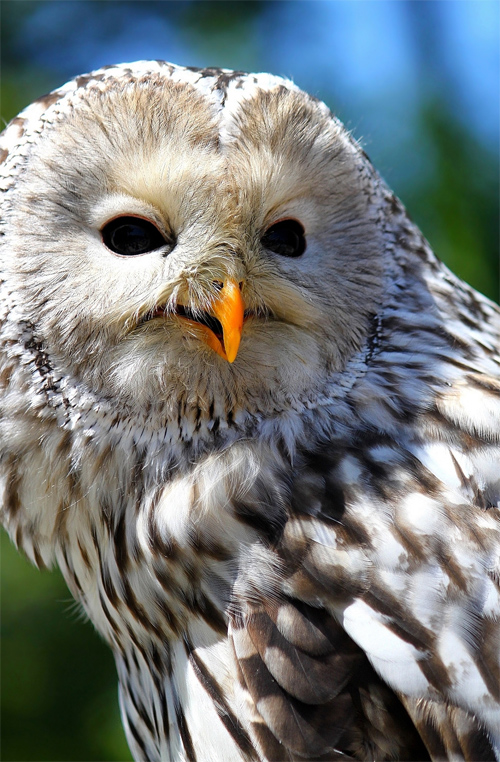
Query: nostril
212,279,244,293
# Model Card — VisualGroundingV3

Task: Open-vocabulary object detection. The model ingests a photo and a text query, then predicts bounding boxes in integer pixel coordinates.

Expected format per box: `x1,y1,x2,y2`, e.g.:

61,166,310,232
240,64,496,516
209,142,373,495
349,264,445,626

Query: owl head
1,62,387,425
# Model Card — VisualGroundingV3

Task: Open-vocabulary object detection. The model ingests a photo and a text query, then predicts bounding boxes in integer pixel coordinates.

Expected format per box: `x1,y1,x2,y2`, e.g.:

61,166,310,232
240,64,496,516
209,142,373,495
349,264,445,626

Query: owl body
1,61,499,761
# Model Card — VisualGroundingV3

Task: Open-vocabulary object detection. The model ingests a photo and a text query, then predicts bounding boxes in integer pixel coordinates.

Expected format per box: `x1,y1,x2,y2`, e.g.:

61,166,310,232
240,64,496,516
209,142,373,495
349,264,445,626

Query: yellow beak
183,279,244,363
210,279,244,362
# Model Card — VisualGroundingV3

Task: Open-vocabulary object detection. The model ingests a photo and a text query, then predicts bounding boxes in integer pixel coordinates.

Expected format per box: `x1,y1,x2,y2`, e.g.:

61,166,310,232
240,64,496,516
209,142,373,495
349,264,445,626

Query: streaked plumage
1,61,499,761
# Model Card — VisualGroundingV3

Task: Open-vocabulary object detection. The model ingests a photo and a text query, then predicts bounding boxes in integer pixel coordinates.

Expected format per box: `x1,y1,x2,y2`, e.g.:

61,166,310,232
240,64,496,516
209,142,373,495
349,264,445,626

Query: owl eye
101,216,168,256
261,219,306,258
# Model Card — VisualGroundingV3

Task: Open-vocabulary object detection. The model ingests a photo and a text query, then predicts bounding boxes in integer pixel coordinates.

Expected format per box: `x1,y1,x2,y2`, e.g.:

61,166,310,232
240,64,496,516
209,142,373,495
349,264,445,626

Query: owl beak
167,278,244,362
206,279,244,363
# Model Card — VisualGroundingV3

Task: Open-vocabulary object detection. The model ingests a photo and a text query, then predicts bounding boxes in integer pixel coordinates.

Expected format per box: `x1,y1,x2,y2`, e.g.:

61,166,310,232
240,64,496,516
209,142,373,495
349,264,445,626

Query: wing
226,398,500,760
229,595,431,761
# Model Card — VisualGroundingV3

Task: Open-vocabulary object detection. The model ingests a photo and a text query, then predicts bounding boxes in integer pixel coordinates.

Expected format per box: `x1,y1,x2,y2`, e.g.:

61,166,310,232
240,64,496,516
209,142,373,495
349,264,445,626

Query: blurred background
1,1,498,760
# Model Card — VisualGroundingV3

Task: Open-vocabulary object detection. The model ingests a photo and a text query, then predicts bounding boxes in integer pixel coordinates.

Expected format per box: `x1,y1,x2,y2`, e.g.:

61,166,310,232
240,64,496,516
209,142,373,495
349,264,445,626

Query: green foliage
1,534,132,761
404,103,499,301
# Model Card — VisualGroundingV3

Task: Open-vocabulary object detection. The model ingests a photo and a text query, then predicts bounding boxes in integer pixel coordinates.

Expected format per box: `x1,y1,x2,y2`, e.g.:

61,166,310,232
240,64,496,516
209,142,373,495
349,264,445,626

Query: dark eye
261,219,306,258
101,216,168,256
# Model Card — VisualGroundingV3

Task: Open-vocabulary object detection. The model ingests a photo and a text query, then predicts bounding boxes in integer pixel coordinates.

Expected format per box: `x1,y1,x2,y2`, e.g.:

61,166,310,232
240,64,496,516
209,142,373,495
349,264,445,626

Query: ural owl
1,61,499,762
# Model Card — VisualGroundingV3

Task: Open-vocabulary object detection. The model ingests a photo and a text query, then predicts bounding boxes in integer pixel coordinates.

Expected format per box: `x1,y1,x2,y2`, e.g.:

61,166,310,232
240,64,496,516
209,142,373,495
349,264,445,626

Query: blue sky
16,1,498,147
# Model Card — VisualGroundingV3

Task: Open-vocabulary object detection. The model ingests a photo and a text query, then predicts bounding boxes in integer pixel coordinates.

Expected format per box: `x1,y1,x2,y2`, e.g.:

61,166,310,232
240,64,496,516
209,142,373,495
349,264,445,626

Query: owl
1,60,499,762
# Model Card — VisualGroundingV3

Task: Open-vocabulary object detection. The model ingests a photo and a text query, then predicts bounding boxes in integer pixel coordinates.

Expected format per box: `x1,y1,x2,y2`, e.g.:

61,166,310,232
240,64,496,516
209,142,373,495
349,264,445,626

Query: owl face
4,70,384,419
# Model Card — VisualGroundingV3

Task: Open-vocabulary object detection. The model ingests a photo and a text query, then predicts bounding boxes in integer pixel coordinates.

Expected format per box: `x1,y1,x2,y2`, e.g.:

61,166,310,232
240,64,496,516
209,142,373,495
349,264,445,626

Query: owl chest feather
45,420,499,762
53,438,292,762
1,321,499,760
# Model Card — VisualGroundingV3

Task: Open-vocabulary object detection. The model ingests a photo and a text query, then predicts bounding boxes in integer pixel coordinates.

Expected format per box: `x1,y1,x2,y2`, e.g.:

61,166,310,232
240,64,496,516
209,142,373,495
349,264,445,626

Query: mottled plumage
1,61,499,762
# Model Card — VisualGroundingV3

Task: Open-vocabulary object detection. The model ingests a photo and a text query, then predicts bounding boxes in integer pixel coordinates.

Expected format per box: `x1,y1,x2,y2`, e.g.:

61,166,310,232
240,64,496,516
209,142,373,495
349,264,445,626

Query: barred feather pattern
0,62,499,762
